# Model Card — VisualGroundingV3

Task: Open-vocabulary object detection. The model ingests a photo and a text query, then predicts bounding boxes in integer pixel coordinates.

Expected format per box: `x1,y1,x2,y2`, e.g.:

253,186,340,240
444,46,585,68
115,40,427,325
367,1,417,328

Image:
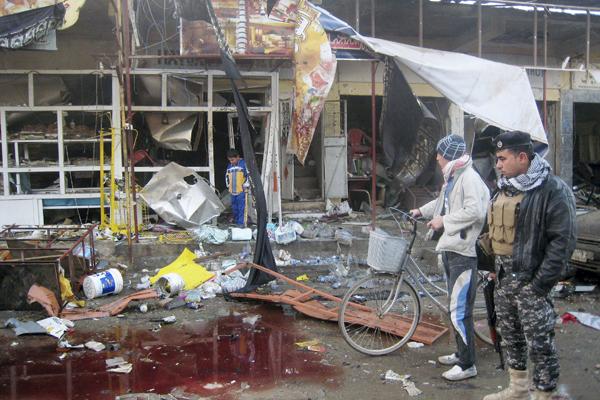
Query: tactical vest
488,191,524,256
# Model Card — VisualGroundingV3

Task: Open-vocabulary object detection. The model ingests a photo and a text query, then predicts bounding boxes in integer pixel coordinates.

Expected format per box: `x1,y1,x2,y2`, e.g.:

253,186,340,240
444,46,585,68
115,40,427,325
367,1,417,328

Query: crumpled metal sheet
145,112,197,151
139,162,224,229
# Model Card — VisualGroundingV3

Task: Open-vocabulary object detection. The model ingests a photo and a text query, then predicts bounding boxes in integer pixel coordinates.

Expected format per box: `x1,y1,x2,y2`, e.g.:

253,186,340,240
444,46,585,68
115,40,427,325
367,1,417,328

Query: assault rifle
482,276,505,370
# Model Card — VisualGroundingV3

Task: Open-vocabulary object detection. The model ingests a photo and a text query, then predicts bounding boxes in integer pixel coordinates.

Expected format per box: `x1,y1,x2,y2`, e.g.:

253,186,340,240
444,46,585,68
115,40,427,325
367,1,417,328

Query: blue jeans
231,193,246,225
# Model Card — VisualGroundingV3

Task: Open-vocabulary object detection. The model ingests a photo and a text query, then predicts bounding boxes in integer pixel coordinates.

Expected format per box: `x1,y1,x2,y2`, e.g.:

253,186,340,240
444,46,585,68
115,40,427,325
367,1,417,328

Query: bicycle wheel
338,273,421,356
473,275,494,345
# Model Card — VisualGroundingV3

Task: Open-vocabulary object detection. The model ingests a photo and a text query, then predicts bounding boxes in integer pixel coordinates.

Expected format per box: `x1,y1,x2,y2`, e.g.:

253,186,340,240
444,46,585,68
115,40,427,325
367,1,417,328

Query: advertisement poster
287,0,337,164
181,0,294,57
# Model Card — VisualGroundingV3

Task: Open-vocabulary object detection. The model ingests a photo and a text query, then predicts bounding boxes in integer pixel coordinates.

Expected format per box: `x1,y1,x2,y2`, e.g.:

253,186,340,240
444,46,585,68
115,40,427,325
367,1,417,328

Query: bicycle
338,208,493,356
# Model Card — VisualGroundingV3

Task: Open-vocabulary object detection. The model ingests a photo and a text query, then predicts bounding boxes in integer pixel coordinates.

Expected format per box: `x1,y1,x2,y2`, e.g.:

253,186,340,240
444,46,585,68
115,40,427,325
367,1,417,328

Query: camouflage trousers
495,255,559,391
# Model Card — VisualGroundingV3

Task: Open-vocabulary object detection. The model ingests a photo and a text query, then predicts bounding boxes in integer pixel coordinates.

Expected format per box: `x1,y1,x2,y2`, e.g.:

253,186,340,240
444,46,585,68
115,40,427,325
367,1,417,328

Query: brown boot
482,368,529,400
530,390,554,400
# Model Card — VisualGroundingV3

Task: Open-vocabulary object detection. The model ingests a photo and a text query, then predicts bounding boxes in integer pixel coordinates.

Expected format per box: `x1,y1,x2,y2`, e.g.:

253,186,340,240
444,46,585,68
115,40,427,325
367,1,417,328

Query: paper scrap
85,340,106,352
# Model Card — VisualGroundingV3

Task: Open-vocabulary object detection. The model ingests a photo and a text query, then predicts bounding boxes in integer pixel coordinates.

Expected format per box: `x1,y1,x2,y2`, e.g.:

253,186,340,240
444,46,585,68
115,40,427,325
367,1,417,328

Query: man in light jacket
410,134,490,381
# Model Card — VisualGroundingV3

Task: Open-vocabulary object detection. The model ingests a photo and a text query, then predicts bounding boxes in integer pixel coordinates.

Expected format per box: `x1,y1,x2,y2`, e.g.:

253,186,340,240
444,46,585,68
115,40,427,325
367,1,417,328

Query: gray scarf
497,154,550,192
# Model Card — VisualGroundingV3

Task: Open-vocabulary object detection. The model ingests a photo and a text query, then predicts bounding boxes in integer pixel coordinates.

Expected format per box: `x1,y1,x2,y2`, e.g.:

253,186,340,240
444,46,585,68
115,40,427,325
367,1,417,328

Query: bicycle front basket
367,229,409,273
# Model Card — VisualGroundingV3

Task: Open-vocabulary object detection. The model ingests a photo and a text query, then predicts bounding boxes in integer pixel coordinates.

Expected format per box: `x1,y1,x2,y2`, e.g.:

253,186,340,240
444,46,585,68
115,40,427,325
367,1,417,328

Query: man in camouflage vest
483,131,576,400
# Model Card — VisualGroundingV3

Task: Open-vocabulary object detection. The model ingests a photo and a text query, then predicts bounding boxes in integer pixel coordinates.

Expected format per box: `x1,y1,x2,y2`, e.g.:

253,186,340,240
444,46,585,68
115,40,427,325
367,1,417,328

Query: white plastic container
156,272,185,296
83,268,124,299
231,227,252,241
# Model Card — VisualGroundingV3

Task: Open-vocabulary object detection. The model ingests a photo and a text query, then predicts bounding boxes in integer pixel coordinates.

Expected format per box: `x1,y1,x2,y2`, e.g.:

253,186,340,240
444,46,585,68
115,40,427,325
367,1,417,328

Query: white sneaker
442,365,477,381
437,353,459,365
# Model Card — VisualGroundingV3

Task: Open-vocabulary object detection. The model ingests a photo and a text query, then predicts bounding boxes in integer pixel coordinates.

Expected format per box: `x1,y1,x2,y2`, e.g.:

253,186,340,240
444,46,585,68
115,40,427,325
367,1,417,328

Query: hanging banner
0,0,60,16
288,0,337,164
0,3,65,49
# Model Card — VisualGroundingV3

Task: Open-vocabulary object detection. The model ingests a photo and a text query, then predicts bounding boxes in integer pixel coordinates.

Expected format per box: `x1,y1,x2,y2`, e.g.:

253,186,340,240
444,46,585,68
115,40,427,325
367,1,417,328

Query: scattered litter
384,369,404,381
58,353,67,360
275,223,297,244
428,360,437,365
231,227,252,241
135,275,151,290
192,226,229,244
156,273,185,296
106,357,127,368
295,339,326,353
561,312,600,330
275,249,293,266
107,342,120,351
151,315,177,324
334,228,353,246
4,318,46,336
222,259,237,269
407,341,424,349
27,284,60,316
326,200,352,218
139,303,148,313
242,315,261,325
59,274,85,307
150,248,215,290
37,317,73,339
107,363,133,374
383,370,422,396
84,340,106,352
10,342,18,347
83,269,124,299
295,274,309,282
164,297,187,310
203,383,224,390
216,269,249,293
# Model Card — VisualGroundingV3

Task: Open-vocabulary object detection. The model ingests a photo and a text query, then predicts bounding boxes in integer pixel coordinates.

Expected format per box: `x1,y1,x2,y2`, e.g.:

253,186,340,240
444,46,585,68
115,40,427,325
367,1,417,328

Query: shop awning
363,37,547,147
316,4,548,150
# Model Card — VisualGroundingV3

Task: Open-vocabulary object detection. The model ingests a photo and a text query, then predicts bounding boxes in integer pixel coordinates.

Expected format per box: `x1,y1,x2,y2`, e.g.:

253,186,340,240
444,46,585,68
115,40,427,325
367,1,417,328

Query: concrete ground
1,219,599,400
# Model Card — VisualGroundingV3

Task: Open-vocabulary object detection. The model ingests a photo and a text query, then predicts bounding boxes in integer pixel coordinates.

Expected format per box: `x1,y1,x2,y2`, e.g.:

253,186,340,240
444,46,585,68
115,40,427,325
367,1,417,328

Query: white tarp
360,37,547,147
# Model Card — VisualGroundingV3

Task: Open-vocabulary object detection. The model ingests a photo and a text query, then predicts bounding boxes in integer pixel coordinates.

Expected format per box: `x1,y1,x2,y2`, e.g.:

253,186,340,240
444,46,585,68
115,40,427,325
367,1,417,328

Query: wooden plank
231,288,448,345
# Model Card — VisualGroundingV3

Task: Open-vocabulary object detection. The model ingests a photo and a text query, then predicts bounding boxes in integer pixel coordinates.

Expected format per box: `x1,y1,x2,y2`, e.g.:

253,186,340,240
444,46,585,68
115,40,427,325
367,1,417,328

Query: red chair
348,128,371,159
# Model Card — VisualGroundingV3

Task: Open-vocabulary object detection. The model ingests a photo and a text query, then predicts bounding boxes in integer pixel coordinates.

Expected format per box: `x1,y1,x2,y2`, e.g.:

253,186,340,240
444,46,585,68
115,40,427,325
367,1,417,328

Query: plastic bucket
231,227,252,241
156,273,185,296
83,268,124,299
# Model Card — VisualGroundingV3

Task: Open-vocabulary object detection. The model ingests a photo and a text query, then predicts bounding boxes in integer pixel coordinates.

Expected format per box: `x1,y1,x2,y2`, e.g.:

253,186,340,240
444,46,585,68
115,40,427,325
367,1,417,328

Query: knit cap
436,134,466,161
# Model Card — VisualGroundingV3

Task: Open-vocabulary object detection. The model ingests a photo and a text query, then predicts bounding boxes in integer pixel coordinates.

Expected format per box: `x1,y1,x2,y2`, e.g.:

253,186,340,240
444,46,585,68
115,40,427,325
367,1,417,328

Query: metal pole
543,70,547,131
371,0,375,37
371,62,377,228
355,0,360,32
533,7,538,66
371,0,377,228
544,9,548,67
586,11,590,71
122,0,139,242
478,1,482,57
419,0,423,47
